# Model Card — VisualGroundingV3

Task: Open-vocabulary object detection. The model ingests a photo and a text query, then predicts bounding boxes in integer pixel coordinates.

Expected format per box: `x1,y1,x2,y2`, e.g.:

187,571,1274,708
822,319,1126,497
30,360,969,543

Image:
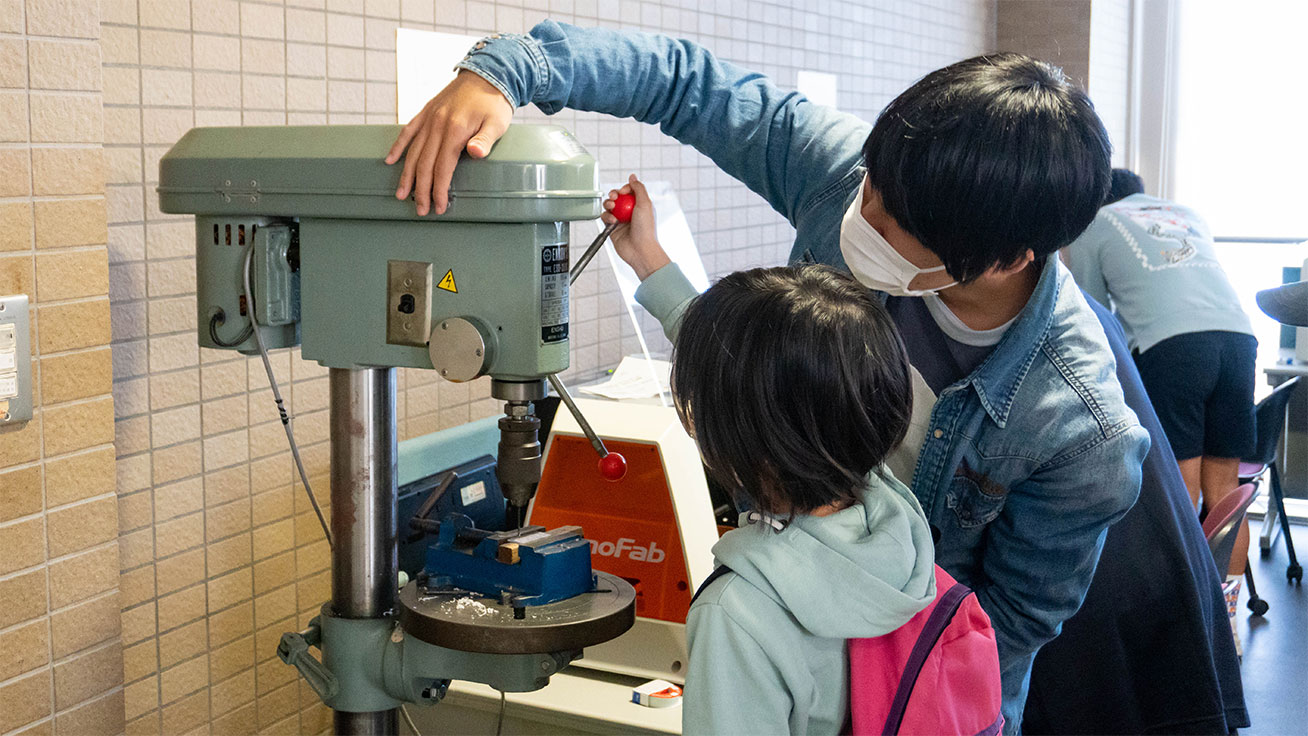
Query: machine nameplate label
541,243,569,343
460,480,487,506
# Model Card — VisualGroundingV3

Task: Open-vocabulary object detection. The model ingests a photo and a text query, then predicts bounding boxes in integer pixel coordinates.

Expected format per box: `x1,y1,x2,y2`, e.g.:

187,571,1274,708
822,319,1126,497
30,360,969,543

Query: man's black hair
863,52,1112,282
1107,168,1146,204
671,265,912,515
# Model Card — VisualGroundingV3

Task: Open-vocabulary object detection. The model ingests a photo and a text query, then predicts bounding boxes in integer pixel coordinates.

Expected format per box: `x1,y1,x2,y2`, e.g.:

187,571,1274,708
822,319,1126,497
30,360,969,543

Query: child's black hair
670,265,912,516
1106,168,1146,204
863,52,1112,283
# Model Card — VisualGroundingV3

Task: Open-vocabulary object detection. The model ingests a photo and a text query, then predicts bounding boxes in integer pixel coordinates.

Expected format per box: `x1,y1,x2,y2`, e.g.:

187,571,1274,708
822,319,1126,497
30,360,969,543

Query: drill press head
158,124,600,518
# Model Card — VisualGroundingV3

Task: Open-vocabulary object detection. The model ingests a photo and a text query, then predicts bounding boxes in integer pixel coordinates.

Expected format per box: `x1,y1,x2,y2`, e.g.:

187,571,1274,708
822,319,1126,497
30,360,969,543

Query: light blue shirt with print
1062,193,1253,353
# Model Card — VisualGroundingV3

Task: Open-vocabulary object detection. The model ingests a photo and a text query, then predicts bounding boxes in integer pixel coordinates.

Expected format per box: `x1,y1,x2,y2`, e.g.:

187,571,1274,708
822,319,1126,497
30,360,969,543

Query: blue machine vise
424,514,597,607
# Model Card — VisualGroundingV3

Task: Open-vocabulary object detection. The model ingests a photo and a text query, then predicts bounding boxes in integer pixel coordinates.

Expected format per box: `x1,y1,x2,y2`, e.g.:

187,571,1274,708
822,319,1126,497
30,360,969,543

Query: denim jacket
460,21,1150,732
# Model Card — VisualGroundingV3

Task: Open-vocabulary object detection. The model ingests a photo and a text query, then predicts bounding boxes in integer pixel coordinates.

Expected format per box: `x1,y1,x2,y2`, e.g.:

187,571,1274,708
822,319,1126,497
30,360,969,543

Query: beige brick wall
0,0,123,733
104,1,498,730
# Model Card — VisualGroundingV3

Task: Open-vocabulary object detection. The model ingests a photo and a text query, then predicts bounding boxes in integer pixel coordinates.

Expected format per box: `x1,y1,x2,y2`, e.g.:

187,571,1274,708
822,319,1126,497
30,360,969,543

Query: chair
1239,376,1302,584
1202,484,1259,580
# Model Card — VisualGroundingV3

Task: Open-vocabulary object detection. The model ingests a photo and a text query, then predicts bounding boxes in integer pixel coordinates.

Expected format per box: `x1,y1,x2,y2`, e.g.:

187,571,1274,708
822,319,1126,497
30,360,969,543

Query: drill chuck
497,406,542,511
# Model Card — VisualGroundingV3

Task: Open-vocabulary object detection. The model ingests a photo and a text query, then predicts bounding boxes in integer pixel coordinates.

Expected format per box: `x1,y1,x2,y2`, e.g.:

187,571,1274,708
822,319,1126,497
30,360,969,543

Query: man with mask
386,23,1150,732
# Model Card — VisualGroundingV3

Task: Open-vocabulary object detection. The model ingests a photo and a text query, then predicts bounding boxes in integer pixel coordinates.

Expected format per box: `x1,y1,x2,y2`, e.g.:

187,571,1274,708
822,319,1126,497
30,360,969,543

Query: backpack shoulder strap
881,582,974,736
690,565,734,607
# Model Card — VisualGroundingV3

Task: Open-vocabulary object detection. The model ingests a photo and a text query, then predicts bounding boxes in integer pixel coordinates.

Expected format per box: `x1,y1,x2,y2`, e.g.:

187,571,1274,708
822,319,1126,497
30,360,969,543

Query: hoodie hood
711,470,937,639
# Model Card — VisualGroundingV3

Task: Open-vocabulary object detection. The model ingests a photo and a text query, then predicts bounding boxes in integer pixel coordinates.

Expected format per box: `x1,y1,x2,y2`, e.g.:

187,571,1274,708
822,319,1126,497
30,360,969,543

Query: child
604,180,938,733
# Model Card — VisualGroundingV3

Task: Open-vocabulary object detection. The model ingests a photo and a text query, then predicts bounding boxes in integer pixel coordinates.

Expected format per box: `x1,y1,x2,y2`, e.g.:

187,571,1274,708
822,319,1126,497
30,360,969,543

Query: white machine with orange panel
529,397,720,683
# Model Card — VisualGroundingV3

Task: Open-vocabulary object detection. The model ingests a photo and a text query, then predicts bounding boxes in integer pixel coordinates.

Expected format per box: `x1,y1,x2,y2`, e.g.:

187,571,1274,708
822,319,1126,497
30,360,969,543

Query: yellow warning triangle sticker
438,269,457,293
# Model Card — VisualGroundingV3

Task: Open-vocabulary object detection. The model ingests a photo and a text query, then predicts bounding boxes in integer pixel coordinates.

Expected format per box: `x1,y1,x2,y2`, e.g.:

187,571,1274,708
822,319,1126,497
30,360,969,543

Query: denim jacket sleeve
456,20,870,225
977,420,1150,723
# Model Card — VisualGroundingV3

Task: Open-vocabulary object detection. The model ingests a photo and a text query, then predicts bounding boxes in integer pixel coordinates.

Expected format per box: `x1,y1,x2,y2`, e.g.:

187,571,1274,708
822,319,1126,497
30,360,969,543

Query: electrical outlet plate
386,260,433,347
0,294,32,425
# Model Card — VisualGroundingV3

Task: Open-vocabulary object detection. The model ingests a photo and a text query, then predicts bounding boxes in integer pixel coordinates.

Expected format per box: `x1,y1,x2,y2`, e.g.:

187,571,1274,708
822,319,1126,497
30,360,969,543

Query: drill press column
330,367,398,734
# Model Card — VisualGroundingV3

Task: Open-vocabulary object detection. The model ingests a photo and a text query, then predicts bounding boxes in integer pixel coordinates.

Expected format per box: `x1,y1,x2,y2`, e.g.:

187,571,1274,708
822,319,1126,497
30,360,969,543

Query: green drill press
158,124,636,734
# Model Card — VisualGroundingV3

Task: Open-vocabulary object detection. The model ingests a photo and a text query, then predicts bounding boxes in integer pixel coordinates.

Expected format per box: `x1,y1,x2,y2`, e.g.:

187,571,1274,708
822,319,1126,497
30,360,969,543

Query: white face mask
839,189,958,297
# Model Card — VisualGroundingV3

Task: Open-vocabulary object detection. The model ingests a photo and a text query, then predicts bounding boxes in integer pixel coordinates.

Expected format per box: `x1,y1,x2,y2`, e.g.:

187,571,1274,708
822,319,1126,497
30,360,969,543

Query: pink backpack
849,564,1003,736
693,564,1003,736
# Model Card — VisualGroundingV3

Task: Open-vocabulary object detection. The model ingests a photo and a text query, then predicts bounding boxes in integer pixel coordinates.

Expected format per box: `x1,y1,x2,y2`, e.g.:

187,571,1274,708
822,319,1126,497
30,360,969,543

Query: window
1172,3,1307,395
1173,2,1308,240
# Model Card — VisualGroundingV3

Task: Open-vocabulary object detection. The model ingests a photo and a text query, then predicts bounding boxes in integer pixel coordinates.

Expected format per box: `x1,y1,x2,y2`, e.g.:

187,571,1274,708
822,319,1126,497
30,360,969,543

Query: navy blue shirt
885,296,995,395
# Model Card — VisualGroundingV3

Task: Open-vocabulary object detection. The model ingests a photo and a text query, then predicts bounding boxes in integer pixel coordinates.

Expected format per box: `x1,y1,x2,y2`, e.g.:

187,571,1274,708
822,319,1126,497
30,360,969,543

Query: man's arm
976,421,1149,729
390,20,869,221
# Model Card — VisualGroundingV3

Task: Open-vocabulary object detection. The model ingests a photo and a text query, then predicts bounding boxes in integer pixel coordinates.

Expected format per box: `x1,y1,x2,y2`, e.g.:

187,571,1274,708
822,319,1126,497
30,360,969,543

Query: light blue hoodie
683,471,937,735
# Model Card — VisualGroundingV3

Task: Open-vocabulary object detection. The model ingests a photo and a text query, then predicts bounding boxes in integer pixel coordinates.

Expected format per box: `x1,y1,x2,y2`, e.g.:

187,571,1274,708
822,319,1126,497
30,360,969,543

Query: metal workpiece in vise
157,123,638,734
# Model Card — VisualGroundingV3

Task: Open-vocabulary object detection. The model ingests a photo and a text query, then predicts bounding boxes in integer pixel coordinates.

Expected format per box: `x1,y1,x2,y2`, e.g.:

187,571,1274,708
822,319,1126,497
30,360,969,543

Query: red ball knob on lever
571,192,637,284
598,452,628,482
610,192,636,223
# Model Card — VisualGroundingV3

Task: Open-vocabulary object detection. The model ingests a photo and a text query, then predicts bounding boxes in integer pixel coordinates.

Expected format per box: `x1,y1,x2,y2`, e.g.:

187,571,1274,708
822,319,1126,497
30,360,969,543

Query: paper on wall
395,28,482,124
797,70,839,109
578,356,672,401
601,181,710,307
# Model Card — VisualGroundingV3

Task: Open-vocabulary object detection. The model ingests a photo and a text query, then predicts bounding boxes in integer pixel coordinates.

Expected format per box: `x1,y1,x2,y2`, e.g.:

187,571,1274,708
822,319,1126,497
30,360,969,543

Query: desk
407,668,682,736
1259,352,1307,551
1264,351,1308,384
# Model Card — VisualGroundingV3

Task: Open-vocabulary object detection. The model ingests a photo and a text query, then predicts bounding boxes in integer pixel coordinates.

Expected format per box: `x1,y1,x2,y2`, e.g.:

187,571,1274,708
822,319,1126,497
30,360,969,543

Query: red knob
598,452,627,482
611,193,635,223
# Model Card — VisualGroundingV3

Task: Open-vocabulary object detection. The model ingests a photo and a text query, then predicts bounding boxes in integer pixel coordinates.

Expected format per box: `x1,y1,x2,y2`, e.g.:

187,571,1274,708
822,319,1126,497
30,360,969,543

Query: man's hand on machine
385,70,513,216
604,175,671,281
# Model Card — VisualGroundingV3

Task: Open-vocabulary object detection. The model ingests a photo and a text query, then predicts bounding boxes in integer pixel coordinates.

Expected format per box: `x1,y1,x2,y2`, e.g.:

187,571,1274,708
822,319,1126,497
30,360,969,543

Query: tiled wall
0,0,123,733
540,0,999,361
100,0,996,733
1088,0,1131,167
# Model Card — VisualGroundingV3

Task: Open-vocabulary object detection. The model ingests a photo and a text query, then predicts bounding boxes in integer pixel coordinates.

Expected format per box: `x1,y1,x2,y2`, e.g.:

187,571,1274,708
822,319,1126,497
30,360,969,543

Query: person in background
1062,169,1258,587
384,24,1152,732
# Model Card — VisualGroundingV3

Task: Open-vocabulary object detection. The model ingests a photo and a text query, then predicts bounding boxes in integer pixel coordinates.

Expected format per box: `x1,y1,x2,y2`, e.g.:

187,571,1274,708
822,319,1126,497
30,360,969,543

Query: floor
1236,518,1307,735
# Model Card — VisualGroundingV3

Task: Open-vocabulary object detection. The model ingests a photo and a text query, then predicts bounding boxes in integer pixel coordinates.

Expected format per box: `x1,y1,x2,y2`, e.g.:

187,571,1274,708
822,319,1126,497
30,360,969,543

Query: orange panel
532,436,693,623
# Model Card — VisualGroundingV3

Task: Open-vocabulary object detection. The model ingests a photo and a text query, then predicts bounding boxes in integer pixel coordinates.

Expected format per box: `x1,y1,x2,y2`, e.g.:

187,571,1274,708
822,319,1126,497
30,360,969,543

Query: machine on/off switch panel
386,260,433,347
